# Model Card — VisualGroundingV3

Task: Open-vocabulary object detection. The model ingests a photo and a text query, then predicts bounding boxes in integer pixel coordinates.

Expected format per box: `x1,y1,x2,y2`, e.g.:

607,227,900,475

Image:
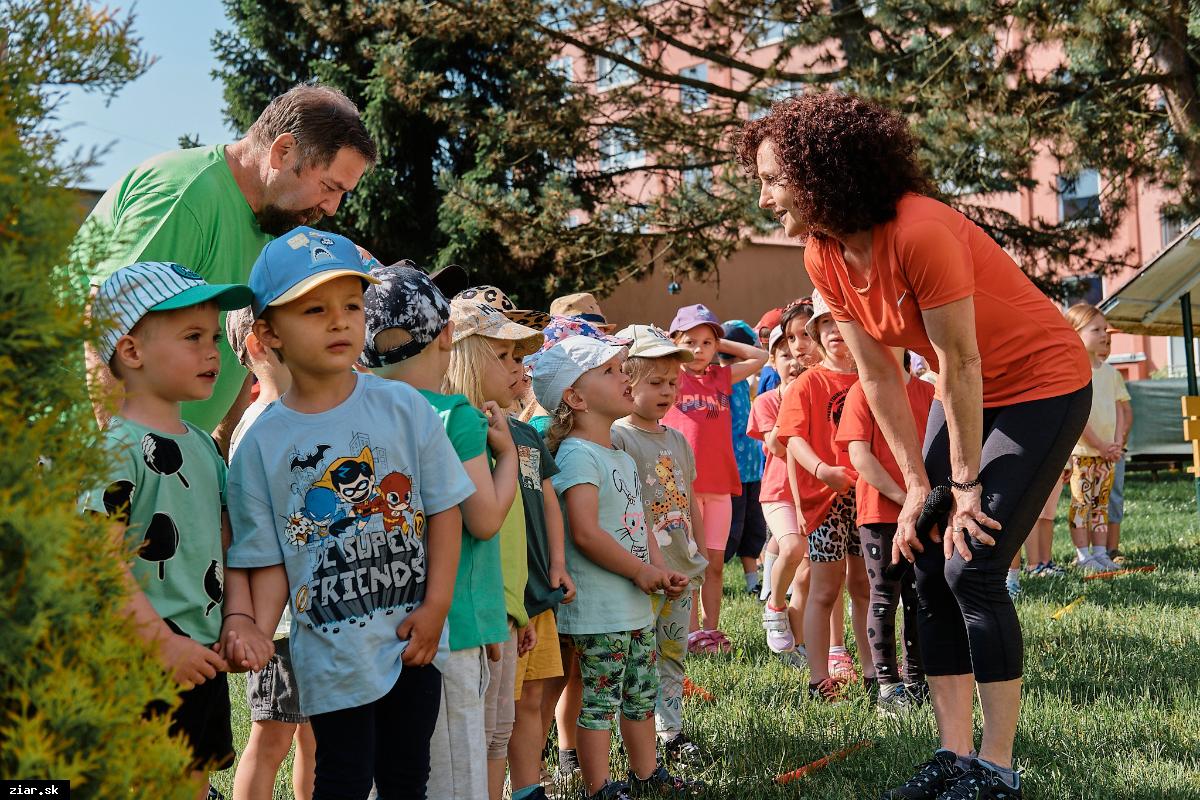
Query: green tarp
1127,378,1191,458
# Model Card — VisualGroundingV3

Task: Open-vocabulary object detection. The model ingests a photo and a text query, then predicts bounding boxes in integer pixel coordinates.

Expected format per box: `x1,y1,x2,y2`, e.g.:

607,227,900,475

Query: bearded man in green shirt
75,83,377,452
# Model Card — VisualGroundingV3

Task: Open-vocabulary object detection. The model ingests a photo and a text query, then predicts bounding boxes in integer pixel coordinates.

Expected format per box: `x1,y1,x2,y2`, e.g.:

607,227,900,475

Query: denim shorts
246,637,308,724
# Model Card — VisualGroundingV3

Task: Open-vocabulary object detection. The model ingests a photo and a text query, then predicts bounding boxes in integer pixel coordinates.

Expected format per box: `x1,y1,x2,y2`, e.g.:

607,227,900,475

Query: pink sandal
687,629,732,655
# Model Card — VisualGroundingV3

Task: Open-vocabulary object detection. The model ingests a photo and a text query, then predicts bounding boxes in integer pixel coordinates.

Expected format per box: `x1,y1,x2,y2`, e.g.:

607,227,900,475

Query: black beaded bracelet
948,477,982,491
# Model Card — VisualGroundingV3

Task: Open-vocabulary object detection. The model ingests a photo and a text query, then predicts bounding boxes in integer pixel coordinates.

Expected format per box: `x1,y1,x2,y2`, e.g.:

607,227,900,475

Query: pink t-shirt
662,364,741,496
747,388,792,503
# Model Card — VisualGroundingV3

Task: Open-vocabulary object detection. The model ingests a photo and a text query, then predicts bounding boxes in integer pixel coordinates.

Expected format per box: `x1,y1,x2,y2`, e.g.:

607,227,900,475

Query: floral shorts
570,628,658,730
808,489,861,563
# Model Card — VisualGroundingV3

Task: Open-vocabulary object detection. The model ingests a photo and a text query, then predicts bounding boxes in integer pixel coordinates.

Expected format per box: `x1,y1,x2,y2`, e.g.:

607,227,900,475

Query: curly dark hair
736,93,933,237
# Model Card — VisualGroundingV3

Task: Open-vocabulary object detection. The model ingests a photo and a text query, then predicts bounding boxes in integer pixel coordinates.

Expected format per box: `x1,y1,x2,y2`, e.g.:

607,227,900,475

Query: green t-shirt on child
418,389,508,650
79,416,228,644
72,145,273,433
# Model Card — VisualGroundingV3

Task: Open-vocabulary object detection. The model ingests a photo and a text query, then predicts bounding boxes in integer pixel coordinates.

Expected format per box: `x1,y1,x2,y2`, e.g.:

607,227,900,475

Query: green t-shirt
79,416,228,644
72,145,273,433
418,389,508,650
508,418,564,619
529,415,551,436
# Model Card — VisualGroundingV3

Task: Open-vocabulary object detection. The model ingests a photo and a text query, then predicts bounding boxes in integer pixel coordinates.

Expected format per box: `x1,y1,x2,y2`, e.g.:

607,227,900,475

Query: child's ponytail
545,400,576,456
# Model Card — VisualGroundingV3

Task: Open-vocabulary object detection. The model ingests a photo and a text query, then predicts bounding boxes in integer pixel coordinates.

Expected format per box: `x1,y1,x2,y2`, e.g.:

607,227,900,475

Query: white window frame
1057,169,1101,224
599,127,645,171
596,38,639,91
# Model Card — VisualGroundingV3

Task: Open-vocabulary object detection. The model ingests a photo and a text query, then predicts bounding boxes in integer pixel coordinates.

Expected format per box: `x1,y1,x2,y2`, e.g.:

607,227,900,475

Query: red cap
755,307,783,334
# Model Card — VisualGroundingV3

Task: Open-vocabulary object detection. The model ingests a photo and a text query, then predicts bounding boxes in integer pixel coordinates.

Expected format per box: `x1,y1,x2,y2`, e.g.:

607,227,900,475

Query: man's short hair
224,306,256,367
248,83,377,170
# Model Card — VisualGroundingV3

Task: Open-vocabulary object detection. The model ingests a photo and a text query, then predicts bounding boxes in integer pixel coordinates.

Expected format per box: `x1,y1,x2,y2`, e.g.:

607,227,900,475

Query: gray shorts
246,637,308,724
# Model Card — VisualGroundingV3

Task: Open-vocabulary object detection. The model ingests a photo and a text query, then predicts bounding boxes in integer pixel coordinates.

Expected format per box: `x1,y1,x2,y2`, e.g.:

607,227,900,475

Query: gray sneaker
876,682,912,717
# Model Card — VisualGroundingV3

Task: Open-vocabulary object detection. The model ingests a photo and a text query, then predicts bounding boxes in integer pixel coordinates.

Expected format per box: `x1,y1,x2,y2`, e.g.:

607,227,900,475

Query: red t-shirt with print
835,377,936,526
774,366,860,530
662,364,741,496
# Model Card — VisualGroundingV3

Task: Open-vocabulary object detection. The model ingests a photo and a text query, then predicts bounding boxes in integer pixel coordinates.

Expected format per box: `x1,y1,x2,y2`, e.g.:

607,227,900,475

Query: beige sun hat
450,297,544,358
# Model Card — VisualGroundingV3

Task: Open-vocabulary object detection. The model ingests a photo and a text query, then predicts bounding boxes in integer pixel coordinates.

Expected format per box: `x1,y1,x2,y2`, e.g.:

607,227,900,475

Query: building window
548,56,573,83
1057,169,1101,223
679,64,708,112
1061,274,1103,308
599,127,644,171
596,39,639,91
748,17,795,47
749,81,802,119
1161,213,1191,248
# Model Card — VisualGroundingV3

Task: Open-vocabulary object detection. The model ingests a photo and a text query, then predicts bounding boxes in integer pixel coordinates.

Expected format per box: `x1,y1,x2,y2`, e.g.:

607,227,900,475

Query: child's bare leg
845,556,873,679
555,654,581,750
805,560,846,682
510,679,548,789
788,554,809,644
700,549,724,630
293,723,316,800
620,715,659,779
577,728,612,795
1107,521,1121,553
233,720,298,800
831,584,846,647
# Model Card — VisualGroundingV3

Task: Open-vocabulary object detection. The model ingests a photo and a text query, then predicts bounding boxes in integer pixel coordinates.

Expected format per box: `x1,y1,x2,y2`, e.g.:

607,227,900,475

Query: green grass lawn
211,472,1200,799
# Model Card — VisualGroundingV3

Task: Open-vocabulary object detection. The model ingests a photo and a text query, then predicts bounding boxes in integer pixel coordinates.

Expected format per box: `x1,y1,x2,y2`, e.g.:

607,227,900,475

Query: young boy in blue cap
80,261,273,800
225,227,474,799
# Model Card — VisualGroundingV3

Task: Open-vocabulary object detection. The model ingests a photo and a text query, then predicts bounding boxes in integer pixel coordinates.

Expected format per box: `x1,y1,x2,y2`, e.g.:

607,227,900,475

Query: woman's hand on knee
895,486,931,564
946,486,1001,561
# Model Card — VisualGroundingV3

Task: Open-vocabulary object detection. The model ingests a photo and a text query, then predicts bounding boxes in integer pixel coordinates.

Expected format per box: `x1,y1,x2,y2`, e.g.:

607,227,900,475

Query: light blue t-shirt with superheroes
551,437,653,636
227,373,474,716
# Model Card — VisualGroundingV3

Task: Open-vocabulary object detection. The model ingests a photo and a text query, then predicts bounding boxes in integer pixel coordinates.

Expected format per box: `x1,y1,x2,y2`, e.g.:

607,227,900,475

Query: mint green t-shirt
418,389,508,650
80,416,228,645
551,437,653,635
72,145,273,433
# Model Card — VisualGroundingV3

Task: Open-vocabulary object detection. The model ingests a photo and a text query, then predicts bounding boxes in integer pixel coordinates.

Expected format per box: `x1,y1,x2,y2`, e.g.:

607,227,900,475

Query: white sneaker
1076,554,1104,573
1094,552,1121,571
762,606,795,653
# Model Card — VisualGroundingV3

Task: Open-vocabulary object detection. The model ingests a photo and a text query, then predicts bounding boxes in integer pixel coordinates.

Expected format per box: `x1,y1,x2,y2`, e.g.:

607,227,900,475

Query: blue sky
60,0,231,190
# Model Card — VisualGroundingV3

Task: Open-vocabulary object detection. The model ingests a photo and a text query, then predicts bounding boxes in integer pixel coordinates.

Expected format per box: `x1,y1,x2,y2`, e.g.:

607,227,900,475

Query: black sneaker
586,780,633,799
936,763,1021,799
880,749,964,799
661,732,703,763
627,764,702,795
905,681,931,707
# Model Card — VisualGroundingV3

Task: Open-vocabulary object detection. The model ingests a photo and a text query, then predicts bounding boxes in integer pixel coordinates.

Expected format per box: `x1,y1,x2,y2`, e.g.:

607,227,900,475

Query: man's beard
255,204,324,236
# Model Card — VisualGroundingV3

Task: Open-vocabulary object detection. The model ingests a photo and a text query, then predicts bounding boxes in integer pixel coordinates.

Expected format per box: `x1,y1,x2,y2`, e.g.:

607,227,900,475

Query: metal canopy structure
1100,218,1200,395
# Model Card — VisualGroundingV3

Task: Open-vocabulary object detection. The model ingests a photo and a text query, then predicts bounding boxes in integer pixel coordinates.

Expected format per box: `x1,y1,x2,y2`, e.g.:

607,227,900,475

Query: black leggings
861,523,924,685
310,664,442,800
917,385,1090,683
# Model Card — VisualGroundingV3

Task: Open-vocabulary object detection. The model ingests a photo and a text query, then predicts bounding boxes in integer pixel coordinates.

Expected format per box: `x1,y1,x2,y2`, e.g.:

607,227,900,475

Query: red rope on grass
774,740,873,784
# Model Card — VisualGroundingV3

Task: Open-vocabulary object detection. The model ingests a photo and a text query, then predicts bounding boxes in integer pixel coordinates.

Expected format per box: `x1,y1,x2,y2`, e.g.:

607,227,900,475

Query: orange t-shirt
774,366,860,531
835,377,936,526
805,194,1090,407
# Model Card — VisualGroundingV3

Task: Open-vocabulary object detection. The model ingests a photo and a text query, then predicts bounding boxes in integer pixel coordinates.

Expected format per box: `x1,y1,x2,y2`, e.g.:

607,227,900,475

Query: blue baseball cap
249,227,380,317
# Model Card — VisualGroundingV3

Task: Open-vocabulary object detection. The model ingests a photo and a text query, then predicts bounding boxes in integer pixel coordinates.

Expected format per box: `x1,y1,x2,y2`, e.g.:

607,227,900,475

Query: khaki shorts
514,609,564,699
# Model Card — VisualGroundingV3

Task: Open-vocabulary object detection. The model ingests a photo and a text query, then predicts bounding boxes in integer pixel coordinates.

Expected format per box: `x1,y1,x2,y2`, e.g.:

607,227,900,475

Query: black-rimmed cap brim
429,264,470,299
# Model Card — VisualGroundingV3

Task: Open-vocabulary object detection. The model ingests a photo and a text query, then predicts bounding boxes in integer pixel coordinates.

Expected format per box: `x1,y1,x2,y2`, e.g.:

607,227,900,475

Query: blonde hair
624,354,685,386
1064,303,1104,332
544,400,577,455
442,334,501,408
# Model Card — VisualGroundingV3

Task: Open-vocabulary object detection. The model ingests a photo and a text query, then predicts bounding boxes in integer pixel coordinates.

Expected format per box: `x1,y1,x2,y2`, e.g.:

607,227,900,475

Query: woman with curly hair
738,93,1092,800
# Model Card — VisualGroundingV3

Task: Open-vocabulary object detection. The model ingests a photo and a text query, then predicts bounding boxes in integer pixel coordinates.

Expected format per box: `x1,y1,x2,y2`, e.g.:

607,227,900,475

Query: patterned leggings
571,628,658,730
650,589,694,738
1069,455,1115,536
859,523,924,685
